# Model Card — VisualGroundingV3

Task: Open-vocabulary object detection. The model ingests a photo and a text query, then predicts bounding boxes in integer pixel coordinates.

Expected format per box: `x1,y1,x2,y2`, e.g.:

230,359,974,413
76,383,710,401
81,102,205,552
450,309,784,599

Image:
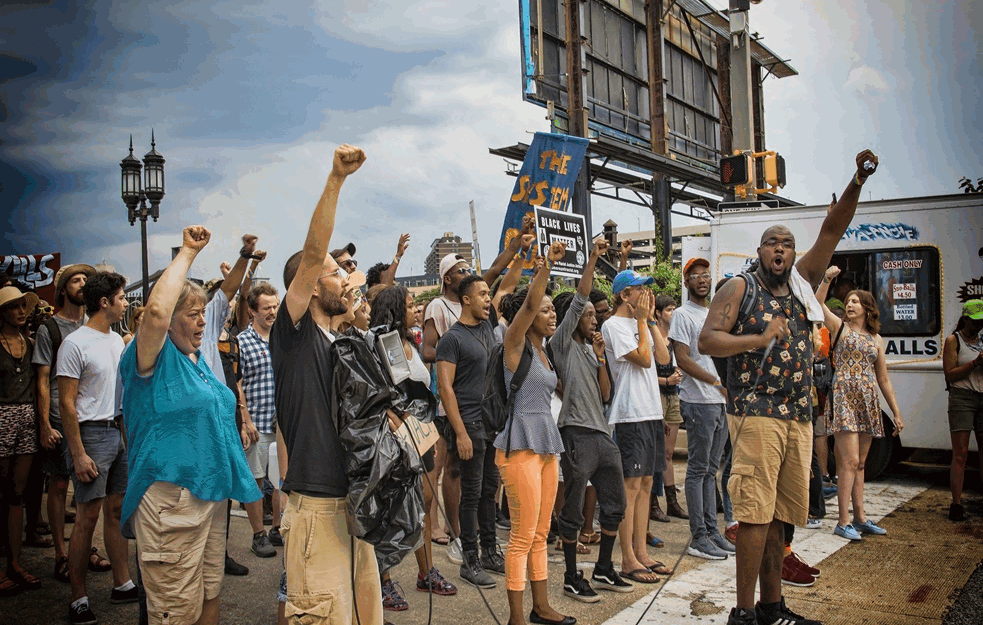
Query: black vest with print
726,274,814,422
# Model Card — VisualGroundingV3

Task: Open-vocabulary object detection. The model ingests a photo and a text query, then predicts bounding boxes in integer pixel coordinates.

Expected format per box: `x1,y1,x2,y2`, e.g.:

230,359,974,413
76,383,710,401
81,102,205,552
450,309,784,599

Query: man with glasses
331,242,358,274
669,258,733,561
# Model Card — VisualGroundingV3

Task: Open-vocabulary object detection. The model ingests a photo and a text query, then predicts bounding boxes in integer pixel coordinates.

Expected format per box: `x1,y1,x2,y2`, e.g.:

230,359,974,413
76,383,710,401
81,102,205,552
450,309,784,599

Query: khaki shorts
661,394,683,426
133,481,225,625
727,415,812,527
280,493,383,625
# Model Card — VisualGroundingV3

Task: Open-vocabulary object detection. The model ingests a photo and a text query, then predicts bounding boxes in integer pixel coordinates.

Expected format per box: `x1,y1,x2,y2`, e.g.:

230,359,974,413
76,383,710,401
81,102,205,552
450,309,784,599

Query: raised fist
594,240,609,256
331,144,367,178
855,149,878,182
240,234,258,256
548,241,566,263
620,239,633,259
183,226,211,252
824,266,841,281
252,250,267,263
521,214,536,236
520,234,536,252
219,262,232,278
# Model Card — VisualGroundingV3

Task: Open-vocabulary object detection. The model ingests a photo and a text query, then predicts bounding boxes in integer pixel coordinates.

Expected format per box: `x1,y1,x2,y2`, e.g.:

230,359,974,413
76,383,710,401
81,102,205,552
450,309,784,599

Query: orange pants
496,449,559,591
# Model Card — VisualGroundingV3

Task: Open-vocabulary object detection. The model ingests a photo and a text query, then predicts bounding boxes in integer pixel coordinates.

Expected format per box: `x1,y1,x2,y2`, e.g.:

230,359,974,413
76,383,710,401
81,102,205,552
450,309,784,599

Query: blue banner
498,132,589,255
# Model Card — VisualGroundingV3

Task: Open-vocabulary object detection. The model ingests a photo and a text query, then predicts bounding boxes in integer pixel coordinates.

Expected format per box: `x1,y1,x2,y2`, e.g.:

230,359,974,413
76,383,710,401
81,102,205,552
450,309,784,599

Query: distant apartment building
424,232,474,276
595,221,710,270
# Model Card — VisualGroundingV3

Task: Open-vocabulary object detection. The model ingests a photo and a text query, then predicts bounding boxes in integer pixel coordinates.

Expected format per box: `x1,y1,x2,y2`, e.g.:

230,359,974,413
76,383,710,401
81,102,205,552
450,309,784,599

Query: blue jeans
681,401,728,540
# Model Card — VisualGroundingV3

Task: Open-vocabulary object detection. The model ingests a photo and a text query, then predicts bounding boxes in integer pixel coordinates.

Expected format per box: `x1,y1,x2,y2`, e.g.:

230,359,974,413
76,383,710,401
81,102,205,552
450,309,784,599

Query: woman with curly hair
816,266,904,542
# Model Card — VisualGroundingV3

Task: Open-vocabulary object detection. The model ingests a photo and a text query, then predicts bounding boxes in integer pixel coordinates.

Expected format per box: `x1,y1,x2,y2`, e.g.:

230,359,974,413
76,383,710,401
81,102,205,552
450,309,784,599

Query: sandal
24,532,54,548
88,548,112,572
578,531,601,545
7,567,41,590
620,568,661,584
641,560,674,575
430,536,450,546
54,556,70,583
554,539,590,554
0,575,20,597
33,522,52,536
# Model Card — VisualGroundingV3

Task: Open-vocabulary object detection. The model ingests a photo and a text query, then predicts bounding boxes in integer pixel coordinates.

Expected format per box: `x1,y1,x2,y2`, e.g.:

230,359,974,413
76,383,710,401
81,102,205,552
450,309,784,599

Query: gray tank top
494,349,564,455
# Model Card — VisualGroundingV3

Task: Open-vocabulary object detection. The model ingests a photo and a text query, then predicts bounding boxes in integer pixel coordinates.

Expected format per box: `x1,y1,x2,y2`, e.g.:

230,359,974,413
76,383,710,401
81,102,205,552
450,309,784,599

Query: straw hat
0,286,40,311
54,263,96,306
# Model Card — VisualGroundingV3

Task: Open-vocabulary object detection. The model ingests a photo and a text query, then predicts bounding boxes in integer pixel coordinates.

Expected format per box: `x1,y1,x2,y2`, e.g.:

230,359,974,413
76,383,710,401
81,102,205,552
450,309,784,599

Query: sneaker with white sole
446,538,463,565
687,536,729,560
852,519,887,535
710,533,736,553
563,571,600,603
833,523,862,541
591,565,633,593
805,518,822,530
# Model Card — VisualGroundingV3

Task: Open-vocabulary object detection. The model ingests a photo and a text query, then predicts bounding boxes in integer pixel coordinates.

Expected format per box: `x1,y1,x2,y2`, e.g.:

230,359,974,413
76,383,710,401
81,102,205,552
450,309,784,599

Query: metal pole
728,0,756,199
565,0,592,236
140,208,150,303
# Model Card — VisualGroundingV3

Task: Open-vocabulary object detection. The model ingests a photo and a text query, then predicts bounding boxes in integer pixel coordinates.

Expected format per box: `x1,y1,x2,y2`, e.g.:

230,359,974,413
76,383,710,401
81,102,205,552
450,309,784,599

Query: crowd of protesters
0,145,981,625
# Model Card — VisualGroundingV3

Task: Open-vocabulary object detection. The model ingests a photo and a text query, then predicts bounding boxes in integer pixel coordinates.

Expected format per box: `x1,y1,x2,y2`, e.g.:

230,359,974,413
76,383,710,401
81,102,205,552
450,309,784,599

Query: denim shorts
64,421,128,503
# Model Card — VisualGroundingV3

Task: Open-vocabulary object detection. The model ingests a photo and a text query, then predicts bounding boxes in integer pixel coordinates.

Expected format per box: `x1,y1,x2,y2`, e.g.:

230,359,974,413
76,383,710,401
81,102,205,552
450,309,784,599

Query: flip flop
431,536,450,546
646,533,665,548
88,548,112,572
554,539,590,554
620,568,661,584
642,560,674,575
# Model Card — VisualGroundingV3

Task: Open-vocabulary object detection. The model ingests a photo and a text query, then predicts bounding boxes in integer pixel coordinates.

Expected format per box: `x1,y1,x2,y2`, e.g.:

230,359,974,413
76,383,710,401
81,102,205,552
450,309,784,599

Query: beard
65,291,84,306
317,291,348,317
756,262,792,291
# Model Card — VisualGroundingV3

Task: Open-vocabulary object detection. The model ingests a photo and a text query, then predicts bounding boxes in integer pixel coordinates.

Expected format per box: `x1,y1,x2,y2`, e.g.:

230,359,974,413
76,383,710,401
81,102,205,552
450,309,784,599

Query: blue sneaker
853,519,887,535
822,484,838,499
833,523,862,541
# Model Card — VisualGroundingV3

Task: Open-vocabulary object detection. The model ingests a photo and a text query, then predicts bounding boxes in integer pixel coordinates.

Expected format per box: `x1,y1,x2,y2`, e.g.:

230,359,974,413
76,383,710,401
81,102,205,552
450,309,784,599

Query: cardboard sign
498,132,589,255
533,206,588,278
0,253,60,307
894,304,917,321
893,283,916,300
395,416,441,457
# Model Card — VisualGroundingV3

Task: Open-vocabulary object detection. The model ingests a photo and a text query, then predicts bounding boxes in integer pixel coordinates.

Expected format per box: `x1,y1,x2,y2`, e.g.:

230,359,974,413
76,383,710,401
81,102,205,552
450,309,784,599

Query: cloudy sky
2,1,980,289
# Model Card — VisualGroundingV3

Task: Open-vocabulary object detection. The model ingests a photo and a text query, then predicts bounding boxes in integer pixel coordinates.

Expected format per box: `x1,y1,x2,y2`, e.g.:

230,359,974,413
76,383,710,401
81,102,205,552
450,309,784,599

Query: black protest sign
534,206,588,278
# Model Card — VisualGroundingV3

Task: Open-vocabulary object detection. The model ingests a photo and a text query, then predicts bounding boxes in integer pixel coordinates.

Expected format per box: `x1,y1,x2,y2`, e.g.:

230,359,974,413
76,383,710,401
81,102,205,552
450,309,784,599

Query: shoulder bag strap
504,341,534,457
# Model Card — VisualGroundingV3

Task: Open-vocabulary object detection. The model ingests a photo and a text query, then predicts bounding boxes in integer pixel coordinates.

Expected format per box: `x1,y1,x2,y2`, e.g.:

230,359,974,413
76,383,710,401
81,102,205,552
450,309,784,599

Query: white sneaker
447,538,463,565
805,518,822,529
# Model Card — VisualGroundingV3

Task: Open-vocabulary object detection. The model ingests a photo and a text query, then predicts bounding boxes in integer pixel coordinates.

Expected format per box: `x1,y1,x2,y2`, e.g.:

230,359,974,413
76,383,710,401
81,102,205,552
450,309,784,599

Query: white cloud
844,65,890,95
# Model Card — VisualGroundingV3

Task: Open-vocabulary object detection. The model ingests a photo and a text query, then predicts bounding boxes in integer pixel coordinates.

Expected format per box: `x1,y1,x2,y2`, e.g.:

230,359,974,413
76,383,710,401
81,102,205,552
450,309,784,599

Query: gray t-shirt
548,293,608,433
668,300,724,405
32,316,85,425
202,290,231,385
435,320,498,424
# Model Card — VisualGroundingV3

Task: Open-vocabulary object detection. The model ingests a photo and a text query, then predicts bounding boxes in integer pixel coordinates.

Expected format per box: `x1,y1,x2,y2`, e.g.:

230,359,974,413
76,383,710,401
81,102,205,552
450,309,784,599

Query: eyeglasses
454,267,473,276
319,266,350,281
761,238,795,250
687,273,711,281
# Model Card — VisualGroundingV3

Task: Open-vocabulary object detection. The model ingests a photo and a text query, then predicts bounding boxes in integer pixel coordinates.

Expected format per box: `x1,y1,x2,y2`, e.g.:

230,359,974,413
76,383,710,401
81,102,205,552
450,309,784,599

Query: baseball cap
612,270,654,295
683,257,710,275
962,299,983,320
439,254,470,280
330,242,357,259
54,263,96,306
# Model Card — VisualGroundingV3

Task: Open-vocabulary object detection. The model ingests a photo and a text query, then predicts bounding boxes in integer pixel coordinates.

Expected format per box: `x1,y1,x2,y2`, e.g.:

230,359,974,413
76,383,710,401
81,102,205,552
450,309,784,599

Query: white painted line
602,479,927,625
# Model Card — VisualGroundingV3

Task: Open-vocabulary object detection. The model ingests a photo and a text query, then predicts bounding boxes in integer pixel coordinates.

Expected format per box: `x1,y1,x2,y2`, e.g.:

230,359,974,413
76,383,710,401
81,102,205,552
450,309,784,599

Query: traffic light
763,153,786,189
719,153,753,187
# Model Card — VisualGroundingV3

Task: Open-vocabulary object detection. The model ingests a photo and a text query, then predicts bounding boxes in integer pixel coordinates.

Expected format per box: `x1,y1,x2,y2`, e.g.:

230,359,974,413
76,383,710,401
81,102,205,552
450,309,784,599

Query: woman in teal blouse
119,226,260,625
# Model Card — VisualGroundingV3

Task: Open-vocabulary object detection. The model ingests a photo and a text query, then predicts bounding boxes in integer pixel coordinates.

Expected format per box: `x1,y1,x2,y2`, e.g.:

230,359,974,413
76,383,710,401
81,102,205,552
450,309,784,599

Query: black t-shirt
436,319,497,424
270,304,347,498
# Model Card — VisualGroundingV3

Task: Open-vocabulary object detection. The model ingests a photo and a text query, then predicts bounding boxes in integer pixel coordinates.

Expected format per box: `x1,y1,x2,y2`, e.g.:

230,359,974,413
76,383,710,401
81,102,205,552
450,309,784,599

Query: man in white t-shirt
602,270,672,583
57,272,135,623
670,258,733,561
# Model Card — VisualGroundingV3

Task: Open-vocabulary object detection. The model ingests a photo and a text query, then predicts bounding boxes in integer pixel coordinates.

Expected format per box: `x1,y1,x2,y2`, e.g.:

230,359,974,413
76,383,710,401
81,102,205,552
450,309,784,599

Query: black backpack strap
831,322,846,352
737,272,759,323
504,341,535,457
43,317,63,364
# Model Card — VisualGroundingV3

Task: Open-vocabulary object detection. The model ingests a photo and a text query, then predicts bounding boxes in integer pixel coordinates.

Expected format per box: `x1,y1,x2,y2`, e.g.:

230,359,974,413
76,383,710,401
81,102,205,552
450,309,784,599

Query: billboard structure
496,0,800,259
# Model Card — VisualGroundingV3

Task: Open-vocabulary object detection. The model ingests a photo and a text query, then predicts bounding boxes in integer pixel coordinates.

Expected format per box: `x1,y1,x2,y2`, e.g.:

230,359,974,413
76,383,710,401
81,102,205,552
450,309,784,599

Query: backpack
42,317,64,365
480,340,534,455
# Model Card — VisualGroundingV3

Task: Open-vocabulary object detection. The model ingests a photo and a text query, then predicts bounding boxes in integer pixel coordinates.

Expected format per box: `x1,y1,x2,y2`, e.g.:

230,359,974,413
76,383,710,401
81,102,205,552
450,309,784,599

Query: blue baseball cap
612,270,654,294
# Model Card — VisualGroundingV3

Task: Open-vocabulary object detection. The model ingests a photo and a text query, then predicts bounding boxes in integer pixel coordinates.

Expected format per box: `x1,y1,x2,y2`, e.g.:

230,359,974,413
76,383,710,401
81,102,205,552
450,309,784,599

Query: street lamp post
120,132,165,303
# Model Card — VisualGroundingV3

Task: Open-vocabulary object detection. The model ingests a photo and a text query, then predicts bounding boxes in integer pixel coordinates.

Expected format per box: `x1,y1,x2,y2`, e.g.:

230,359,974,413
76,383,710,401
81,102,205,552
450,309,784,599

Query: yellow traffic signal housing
763,153,786,189
719,152,753,187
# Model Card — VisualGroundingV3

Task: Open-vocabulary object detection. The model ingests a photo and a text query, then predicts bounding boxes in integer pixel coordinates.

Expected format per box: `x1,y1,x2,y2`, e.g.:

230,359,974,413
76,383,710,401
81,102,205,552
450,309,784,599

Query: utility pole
468,200,482,274
565,0,592,237
729,0,757,199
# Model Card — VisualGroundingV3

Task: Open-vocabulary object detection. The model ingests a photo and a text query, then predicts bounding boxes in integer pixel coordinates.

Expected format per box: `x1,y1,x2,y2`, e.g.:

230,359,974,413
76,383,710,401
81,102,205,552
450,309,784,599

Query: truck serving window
828,246,940,337
870,248,940,337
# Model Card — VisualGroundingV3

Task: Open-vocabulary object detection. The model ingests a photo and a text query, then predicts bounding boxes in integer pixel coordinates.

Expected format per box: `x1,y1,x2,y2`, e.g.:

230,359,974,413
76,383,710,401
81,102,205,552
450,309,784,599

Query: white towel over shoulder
789,266,824,323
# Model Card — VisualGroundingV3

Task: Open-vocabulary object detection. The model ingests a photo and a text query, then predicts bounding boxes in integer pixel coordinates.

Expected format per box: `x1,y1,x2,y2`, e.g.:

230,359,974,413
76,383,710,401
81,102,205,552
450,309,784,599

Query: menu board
871,248,939,336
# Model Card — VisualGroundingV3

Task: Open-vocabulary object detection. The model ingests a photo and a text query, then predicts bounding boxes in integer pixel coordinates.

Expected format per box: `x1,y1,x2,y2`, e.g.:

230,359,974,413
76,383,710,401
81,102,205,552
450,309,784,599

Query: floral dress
827,325,883,437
